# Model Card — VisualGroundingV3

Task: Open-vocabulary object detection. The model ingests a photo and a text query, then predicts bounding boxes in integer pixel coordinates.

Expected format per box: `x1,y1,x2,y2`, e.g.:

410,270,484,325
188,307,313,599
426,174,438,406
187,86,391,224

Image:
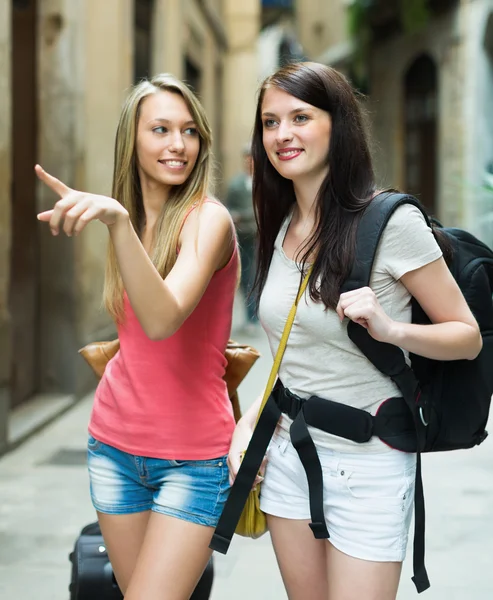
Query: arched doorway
404,54,438,216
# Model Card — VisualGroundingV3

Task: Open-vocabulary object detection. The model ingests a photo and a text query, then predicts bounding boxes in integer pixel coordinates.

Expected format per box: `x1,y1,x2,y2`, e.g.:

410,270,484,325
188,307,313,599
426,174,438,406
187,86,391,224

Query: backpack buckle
309,521,330,539
419,406,429,427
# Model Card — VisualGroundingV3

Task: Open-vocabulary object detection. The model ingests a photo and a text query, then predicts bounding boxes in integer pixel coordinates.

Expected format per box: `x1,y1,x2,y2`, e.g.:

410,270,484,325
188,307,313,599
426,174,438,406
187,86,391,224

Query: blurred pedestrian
228,62,481,600
225,143,258,329
36,74,237,600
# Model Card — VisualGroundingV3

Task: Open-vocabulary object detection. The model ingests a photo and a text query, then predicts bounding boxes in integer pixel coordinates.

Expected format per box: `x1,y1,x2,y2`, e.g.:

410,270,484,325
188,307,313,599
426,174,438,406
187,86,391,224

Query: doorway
404,54,438,216
9,0,39,408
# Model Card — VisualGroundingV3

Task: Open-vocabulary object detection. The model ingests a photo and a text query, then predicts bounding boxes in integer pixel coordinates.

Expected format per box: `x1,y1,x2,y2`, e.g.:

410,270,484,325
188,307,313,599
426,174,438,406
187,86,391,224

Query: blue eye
294,114,308,123
263,119,277,128
184,127,198,135
152,126,167,134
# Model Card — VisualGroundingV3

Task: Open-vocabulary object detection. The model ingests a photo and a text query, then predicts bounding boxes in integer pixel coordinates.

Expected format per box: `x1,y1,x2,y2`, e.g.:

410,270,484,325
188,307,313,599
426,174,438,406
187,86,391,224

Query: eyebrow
261,107,312,118
147,118,197,126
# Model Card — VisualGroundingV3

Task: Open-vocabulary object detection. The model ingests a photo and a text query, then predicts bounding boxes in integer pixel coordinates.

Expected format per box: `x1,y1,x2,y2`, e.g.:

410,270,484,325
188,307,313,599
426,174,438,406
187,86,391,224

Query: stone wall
296,0,348,61
222,0,261,185
368,6,464,225
0,0,12,453
461,0,493,242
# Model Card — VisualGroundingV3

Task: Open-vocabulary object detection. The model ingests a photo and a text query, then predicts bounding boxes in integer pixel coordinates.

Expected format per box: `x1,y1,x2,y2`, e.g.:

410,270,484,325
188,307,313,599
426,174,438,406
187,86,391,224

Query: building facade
0,0,261,454
297,0,493,241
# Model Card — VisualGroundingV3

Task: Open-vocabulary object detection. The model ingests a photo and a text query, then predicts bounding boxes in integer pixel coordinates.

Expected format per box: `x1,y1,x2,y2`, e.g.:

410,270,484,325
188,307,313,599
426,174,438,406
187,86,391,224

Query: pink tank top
88,201,238,459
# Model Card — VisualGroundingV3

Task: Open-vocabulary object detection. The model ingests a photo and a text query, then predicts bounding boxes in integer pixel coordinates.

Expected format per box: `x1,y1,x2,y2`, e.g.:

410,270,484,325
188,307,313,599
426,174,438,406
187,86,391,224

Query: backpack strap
341,192,431,293
342,192,432,593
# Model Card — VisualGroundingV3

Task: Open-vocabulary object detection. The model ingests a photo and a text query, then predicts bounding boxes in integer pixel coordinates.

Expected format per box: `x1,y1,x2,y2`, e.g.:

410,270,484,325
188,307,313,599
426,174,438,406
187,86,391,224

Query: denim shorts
260,432,416,562
87,435,230,527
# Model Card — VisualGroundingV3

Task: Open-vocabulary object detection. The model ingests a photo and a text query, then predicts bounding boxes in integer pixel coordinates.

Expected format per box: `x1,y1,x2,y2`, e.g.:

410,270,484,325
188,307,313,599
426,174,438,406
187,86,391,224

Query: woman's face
261,86,332,184
135,91,200,192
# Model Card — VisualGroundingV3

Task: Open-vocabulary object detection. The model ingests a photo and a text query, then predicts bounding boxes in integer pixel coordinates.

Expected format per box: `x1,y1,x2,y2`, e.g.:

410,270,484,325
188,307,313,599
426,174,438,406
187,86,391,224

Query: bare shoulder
180,198,235,256
184,198,233,231
201,198,233,224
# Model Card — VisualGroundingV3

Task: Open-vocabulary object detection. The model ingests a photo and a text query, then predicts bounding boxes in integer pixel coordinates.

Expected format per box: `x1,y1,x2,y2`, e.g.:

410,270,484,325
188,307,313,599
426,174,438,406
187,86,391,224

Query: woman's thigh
267,514,328,600
97,510,151,594
326,543,402,600
124,511,214,600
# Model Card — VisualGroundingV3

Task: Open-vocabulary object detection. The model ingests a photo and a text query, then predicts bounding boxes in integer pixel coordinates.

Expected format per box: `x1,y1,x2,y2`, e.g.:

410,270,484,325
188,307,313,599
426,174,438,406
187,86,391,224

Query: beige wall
297,0,348,60
152,0,184,78
222,0,261,188
77,0,133,347
0,0,12,452
151,0,233,187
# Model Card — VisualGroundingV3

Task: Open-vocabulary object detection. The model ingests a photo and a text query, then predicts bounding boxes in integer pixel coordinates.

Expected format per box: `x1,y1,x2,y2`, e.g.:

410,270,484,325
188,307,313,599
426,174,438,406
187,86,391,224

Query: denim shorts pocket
87,434,102,452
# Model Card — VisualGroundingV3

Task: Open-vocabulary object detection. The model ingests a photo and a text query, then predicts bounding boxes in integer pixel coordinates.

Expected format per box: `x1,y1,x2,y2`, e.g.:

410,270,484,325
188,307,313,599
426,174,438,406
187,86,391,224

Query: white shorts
259,432,416,563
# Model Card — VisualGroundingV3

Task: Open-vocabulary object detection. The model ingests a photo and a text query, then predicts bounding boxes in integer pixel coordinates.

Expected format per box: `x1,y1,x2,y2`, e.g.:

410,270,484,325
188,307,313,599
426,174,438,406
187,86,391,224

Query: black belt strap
412,452,428,592
209,394,281,554
290,410,329,539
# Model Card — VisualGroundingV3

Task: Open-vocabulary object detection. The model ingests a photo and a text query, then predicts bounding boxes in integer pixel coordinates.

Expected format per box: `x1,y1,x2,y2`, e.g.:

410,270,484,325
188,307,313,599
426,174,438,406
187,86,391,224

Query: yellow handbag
235,267,312,538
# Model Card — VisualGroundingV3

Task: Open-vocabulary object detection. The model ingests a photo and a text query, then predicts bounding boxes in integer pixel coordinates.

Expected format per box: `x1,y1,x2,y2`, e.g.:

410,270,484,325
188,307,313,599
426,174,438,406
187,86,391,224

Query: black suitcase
69,521,214,599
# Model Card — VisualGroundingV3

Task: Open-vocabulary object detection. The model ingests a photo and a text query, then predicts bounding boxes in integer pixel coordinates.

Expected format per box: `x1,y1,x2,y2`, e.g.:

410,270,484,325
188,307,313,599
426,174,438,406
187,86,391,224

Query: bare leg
97,510,151,594
124,511,215,600
326,542,402,600
267,514,328,600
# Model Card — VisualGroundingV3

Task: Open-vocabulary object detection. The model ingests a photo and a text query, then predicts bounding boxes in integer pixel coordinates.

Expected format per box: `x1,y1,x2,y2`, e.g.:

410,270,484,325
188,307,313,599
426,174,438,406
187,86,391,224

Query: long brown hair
252,62,376,309
104,74,214,321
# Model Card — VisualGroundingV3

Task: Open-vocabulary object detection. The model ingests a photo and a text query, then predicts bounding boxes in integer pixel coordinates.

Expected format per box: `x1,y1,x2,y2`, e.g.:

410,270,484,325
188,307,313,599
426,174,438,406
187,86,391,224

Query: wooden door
9,0,39,407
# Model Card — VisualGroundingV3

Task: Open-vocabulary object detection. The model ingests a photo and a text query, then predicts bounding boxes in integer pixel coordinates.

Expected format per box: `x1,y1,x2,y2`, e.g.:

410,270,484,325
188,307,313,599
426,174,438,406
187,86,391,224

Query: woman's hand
227,419,267,488
336,286,395,343
35,164,129,236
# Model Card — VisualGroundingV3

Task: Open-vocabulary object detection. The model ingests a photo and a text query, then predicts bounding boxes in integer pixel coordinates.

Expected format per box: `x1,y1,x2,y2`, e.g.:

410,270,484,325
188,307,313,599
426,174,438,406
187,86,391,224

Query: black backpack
342,192,493,591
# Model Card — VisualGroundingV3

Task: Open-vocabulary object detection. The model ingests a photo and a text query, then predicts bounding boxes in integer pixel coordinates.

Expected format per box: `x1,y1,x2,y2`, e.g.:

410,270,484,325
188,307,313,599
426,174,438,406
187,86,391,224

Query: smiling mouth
158,159,187,168
277,149,303,160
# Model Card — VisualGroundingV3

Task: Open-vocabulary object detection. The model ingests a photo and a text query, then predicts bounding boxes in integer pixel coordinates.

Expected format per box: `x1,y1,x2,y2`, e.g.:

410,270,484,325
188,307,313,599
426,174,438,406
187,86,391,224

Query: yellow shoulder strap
255,266,312,425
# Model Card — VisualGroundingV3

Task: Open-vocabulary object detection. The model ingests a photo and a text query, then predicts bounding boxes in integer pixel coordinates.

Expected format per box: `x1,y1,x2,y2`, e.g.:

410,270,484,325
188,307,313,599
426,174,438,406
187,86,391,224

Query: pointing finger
35,164,71,198
37,210,54,222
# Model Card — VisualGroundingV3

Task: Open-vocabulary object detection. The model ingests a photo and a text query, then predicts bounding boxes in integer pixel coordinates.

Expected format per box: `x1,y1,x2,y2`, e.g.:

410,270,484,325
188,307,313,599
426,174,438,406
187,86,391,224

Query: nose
276,120,293,144
168,130,185,153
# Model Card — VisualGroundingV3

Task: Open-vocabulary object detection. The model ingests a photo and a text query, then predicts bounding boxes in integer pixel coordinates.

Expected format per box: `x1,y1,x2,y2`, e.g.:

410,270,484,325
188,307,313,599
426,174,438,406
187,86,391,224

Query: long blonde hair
104,74,214,321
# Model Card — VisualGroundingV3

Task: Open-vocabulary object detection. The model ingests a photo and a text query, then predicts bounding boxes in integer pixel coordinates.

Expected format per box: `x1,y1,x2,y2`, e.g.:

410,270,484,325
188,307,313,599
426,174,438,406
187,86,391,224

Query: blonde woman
36,75,238,599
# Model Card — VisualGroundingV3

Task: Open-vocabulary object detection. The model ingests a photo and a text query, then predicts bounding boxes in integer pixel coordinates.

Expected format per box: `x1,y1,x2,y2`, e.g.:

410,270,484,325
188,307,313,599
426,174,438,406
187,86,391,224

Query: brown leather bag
79,338,260,422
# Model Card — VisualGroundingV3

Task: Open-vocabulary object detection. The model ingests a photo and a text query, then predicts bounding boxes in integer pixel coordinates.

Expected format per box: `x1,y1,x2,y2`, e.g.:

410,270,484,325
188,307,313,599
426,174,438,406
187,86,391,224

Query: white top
259,204,443,453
